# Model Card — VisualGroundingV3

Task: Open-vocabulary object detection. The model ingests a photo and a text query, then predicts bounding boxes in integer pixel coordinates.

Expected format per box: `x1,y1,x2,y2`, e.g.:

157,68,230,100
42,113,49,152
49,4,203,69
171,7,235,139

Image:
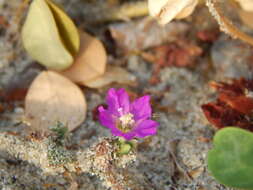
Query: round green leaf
208,127,253,190
45,0,80,55
22,0,73,70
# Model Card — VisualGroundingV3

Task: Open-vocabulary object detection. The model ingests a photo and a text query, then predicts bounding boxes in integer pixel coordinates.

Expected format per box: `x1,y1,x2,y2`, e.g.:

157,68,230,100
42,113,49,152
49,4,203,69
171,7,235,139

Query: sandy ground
1,0,253,189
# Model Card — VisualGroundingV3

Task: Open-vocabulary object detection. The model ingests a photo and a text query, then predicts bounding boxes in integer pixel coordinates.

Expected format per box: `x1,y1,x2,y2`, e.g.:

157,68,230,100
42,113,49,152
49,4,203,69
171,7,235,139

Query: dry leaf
61,31,107,83
238,10,253,29
109,18,189,53
148,0,198,25
25,71,86,133
202,79,253,132
175,0,198,19
83,66,136,88
22,0,79,70
45,0,80,55
235,0,253,12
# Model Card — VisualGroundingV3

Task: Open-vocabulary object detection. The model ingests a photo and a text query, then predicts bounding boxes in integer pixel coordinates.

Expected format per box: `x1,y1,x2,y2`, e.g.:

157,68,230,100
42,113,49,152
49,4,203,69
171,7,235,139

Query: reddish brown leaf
218,94,253,114
202,78,253,132
202,102,251,130
209,79,249,96
148,41,202,84
197,29,220,43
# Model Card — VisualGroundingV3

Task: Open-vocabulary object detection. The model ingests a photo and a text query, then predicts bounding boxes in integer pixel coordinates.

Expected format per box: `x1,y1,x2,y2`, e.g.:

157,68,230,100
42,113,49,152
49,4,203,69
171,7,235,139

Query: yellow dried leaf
235,0,253,12
22,0,79,70
83,66,136,88
148,0,198,25
61,31,107,83
45,0,80,55
25,71,86,133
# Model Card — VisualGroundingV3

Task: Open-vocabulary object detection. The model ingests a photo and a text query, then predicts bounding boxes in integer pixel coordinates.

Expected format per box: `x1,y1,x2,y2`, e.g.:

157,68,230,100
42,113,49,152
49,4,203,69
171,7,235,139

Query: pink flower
98,88,159,140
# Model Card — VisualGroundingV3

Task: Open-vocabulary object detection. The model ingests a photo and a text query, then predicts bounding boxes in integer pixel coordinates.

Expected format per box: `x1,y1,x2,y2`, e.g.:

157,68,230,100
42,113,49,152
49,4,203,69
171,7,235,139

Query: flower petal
116,88,130,114
130,95,152,120
121,132,136,140
135,119,158,138
98,106,116,129
106,88,130,116
110,128,136,140
106,88,120,115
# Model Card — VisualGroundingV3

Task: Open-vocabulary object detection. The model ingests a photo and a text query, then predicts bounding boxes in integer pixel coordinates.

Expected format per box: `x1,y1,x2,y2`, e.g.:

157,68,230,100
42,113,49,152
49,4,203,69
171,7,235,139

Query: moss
47,122,73,166
49,121,68,145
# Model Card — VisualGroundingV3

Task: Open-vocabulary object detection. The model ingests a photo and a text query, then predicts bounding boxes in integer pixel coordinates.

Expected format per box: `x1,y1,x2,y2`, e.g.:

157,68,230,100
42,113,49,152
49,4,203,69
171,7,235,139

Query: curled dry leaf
61,31,107,84
45,0,80,55
83,66,136,88
22,0,79,70
25,71,86,133
148,0,198,25
235,0,253,12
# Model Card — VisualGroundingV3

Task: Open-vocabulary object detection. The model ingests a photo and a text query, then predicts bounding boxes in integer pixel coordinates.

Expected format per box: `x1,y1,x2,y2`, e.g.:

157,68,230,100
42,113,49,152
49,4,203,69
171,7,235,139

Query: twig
206,0,253,46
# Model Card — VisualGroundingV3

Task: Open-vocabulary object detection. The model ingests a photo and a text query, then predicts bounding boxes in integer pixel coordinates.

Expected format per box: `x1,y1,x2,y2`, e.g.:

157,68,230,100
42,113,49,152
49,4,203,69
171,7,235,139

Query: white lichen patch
0,134,137,190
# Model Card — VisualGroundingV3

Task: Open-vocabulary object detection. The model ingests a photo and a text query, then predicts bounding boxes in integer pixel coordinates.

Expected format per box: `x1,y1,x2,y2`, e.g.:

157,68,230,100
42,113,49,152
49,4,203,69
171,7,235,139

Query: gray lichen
47,139,74,166
0,133,139,190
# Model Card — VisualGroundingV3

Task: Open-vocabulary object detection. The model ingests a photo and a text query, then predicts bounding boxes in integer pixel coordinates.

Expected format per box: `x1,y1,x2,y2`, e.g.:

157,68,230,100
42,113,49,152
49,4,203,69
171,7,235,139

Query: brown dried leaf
109,18,189,53
196,29,220,43
202,102,252,130
218,94,253,114
209,81,245,96
61,31,107,84
83,66,136,88
202,79,253,131
148,41,202,84
25,71,86,133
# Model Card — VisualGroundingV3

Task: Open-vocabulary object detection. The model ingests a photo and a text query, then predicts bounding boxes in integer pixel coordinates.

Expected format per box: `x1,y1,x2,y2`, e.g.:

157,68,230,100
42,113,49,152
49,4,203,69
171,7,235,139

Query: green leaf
22,0,79,70
208,127,253,190
45,0,80,55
